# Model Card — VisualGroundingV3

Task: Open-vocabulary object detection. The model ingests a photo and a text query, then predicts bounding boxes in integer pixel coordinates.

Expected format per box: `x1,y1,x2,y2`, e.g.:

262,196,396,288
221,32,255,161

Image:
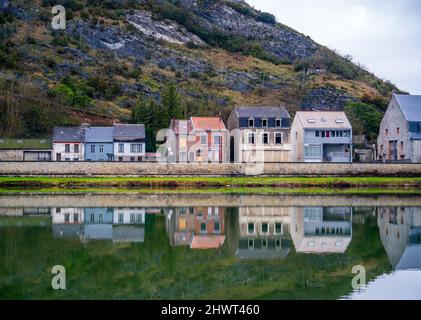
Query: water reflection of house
165,207,225,249
290,207,352,254
235,207,291,260
52,207,145,242
83,208,145,243
52,207,84,239
378,207,421,270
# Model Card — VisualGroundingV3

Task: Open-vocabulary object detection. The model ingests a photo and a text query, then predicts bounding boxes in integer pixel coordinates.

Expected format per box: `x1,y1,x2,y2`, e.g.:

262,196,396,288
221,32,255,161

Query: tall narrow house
168,117,228,163
83,127,114,161
227,106,291,163
377,93,421,162
290,111,353,163
52,127,84,161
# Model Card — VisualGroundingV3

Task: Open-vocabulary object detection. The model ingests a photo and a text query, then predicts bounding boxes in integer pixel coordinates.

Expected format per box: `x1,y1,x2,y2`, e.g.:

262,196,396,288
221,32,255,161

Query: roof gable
190,117,226,131
295,111,352,129
394,94,421,122
235,106,290,119
53,127,83,142
84,127,114,143
113,124,145,141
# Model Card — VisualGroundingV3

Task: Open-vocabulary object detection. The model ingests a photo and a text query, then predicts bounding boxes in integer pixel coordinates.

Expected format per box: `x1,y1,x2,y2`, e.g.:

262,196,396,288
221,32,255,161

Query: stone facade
377,96,410,161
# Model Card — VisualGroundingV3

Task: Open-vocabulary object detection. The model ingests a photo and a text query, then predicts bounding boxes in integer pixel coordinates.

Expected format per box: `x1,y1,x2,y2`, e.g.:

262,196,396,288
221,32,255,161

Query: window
74,144,79,153
179,207,187,214
214,221,220,232
343,131,350,137
179,152,187,162
90,213,95,222
74,214,79,223
118,157,123,161
397,127,400,135
262,133,269,144
331,131,336,138
305,145,322,159
401,141,404,151
261,118,268,127
91,145,95,153
56,208,61,213
248,117,255,128
130,214,135,223
99,145,104,154
214,207,219,215
64,214,69,223
200,222,207,233
321,131,325,138
189,207,195,214
315,131,320,137
208,207,212,215
248,223,255,234
136,214,142,223
118,213,123,223
214,135,222,145
130,144,142,153
99,214,103,222
65,144,70,153
261,222,269,234
118,143,124,153
275,223,282,234
275,133,282,144
248,133,255,144
200,134,207,145
130,157,135,162
386,129,389,135
74,158,79,161
275,117,281,127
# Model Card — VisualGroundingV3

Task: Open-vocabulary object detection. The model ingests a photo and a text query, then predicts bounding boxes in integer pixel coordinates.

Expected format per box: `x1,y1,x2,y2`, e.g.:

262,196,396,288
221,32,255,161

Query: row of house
167,108,354,163
1,93,419,163
52,124,146,162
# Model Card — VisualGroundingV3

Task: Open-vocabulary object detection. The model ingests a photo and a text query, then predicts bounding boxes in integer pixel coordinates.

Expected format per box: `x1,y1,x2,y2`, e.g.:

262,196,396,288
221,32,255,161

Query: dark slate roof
235,106,290,119
84,127,114,143
113,124,146,141
394,94,421,122
53,127,83,142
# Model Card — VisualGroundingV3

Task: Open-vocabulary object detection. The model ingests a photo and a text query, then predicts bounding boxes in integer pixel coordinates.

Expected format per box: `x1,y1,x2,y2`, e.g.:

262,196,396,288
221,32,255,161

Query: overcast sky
247,0,421,94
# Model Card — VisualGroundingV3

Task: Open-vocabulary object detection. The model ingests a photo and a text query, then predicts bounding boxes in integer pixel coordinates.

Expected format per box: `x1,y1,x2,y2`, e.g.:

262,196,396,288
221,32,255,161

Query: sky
247,0,421,94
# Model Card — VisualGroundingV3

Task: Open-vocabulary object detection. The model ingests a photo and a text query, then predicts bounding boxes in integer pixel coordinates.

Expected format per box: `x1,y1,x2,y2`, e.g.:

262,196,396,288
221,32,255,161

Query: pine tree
162,83,182,120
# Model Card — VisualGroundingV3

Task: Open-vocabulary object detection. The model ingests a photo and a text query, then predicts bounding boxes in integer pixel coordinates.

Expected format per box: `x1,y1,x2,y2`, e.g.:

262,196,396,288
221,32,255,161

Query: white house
52,127,84,161
113,124,146,161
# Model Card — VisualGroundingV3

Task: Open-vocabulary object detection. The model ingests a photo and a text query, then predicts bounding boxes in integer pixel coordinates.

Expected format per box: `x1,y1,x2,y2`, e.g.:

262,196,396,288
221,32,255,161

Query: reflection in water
290,207,352,254
165,207,226,249
1,197,421,300
52,208,146,243
377,207,421,270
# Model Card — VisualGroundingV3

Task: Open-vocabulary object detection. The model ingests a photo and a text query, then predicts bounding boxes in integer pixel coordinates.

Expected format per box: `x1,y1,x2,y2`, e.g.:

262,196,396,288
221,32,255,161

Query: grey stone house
290,111,353,163
377,93,421,162
227,106,291,163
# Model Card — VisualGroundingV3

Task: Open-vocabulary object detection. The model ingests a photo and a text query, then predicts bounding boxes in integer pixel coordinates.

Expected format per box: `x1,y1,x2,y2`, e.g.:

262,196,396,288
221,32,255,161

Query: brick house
168,117,228,163
377,93,421,162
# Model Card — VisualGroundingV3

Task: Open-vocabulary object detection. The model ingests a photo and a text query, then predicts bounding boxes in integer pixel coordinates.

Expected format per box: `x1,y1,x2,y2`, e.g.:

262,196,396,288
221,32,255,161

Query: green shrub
345,101,384,142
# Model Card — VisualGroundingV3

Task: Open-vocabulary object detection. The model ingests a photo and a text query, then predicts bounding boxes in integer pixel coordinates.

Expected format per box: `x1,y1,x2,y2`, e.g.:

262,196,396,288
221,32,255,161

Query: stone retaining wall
0,161,420,176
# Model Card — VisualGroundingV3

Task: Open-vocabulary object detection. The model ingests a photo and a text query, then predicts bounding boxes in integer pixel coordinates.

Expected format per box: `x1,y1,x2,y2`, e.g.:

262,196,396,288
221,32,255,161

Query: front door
389,141,397,161
56,153,61,161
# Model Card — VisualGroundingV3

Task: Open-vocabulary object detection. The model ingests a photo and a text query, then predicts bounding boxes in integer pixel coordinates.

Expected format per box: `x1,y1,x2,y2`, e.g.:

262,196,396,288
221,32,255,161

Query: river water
0,193,420,300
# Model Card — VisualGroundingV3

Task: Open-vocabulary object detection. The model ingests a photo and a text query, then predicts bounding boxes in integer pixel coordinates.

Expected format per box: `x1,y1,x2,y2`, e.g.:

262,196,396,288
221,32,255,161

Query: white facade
53,143,83,161
113,142,146,161
52,208,84,224
113,208,145,224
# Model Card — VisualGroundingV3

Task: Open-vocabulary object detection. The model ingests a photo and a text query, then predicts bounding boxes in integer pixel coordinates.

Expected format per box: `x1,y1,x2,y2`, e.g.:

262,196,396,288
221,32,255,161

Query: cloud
246,0,421,94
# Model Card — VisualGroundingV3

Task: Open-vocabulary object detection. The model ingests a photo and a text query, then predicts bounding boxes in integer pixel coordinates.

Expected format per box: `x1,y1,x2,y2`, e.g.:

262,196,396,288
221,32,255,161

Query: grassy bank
0,176,420,195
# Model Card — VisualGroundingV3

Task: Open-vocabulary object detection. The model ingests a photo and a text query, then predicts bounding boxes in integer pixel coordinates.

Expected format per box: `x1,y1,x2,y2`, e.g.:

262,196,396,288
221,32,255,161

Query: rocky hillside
0,0,402,143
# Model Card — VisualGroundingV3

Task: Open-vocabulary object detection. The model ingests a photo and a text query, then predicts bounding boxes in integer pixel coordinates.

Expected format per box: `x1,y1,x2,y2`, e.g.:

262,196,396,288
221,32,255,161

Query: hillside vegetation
0,0,403,145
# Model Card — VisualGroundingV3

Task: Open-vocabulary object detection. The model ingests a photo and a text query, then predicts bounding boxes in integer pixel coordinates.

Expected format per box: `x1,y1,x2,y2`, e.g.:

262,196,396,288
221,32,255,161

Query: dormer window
275,117,281,127
336,119,344,124
261,118,268,128
248,117,255,128
307,119,316,124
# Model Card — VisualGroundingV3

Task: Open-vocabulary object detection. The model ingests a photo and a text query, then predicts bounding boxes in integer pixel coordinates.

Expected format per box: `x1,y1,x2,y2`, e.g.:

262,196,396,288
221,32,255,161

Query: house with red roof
168,117,229,163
